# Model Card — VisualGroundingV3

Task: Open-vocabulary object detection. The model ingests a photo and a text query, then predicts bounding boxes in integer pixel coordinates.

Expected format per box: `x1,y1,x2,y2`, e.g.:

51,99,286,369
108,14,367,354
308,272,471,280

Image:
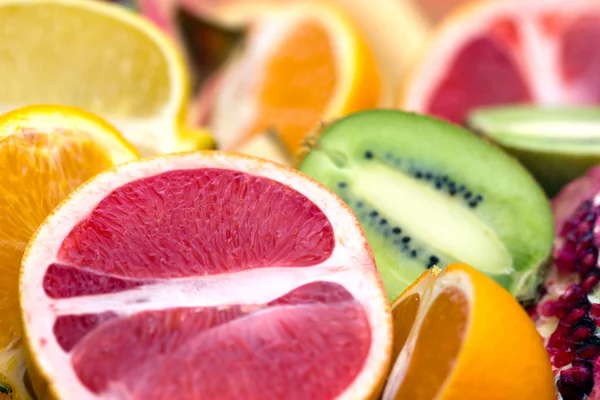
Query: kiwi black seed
298,109,554,302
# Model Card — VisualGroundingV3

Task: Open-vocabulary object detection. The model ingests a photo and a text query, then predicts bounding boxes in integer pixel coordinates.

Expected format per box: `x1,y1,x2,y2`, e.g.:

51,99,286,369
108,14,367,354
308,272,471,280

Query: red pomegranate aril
564,307,589,326
556,381,586,400
540,298,576,318
563,284,588,305
570,324,595,342
576,344,600,361
553,347,577,368
576,233,594,254
560,365,594,393
549,326,572,349
591,304,600,319
582,275,600,293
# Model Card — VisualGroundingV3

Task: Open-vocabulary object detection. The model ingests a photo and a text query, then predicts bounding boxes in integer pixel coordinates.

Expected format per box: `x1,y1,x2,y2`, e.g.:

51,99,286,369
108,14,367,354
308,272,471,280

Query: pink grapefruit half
400,0,600,124
19,151,392,400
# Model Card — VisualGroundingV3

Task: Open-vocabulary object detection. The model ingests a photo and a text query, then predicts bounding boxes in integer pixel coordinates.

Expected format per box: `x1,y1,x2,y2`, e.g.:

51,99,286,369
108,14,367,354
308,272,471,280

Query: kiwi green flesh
468,105,600,152
467,105,600,197
298,109,553,302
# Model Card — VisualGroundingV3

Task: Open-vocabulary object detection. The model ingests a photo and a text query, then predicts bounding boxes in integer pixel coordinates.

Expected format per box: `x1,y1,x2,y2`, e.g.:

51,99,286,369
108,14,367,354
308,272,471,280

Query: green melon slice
298,109,553,302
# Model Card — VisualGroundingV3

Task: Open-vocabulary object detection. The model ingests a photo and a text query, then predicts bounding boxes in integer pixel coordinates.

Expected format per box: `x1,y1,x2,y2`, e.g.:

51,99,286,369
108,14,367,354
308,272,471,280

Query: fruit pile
1,0,600,399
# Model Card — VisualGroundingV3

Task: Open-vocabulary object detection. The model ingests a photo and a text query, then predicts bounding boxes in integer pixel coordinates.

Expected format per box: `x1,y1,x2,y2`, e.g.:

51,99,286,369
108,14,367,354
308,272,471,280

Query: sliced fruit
467,105,600,197
552,165,600,232
0,347,29,400
205,1,380,156
0,105,138,400
139,0,430,106
297,109,553,302
20,151,392,400
383,263,555,400
531,170,600,400
401,0,600,125
0,0,214,155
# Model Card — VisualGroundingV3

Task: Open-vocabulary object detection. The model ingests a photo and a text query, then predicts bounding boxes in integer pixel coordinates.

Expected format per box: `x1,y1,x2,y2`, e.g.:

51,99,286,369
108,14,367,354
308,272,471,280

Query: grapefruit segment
402,0,600,123
20,152,392,400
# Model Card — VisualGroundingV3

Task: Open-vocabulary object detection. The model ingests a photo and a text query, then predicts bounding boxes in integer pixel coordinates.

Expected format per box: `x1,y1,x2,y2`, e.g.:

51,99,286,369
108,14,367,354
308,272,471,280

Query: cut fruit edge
468,105,600,153
0,344,29,400
400,0,600,112
381,266,472,399
0,0,197,155
0,104,140,163
19,151,393,400
208,0,371,151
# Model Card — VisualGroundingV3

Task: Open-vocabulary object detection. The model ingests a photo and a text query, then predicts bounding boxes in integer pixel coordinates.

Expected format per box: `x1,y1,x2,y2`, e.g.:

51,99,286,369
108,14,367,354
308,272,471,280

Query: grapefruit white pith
19,151,392,400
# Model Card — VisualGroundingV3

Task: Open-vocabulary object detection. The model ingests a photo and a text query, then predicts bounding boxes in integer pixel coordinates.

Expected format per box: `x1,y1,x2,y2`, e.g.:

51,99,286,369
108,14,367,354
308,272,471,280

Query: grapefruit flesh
21,154,391,400
407,1,600,123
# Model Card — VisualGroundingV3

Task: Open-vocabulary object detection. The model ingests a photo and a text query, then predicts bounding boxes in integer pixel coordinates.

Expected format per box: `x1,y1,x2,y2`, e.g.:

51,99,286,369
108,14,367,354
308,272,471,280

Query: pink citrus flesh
405,0,600,124
20,152,392,400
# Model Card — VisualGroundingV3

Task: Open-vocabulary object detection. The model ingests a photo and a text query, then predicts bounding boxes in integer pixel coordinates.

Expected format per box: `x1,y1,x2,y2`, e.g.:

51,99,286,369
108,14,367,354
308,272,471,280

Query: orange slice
205,1,381,156
383,263,556,400
19,151,392,399
400,0,600,124
0,105,139,399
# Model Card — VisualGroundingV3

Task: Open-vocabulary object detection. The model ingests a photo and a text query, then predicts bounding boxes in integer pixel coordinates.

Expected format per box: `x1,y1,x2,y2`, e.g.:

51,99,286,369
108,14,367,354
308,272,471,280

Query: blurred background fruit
467,105,600,197
138,0,431,163
401,0,600,125
0,0,214,155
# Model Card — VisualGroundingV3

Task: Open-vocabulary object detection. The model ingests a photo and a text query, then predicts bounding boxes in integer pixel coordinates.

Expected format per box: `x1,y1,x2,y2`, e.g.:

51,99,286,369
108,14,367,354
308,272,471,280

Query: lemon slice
0,0,214,155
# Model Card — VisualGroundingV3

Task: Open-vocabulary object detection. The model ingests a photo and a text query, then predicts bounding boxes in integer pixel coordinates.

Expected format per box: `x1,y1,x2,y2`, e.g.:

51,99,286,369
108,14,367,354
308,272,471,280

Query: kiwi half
467,105,600,197
298,109,553,302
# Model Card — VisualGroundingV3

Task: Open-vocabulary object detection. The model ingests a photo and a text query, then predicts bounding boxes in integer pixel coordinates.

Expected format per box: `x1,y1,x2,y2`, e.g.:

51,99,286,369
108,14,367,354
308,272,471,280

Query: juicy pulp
298,109,554,301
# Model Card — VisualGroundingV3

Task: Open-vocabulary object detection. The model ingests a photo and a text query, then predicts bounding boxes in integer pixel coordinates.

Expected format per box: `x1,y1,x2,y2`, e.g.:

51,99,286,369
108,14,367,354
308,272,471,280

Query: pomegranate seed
576,343,600,361
561,220,577,237
582,275,599,293
553,347,576,368
540,300,568,318
578,231,594,247
548,328,571,349
560,365,593,392
570,325,594,342
563,308,588,326
563,285,587,304
577,220,594,235
557,379,587,400
591,304,600,319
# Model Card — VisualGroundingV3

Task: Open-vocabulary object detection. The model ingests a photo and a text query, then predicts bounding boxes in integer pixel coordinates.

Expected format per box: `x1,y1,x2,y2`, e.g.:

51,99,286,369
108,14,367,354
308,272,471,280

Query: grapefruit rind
20,151,392,400
400,0,600,118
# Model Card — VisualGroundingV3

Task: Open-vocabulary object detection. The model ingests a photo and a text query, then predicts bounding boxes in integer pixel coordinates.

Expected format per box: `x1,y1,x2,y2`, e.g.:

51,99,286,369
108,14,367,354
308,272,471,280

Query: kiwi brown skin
297,109,554,302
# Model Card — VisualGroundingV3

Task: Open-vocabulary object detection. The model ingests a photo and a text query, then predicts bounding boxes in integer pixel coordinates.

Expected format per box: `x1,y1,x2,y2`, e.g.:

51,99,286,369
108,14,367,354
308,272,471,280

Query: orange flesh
393,288,468,400
392,293,420,362
0,132,113,349
250,21,337,154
